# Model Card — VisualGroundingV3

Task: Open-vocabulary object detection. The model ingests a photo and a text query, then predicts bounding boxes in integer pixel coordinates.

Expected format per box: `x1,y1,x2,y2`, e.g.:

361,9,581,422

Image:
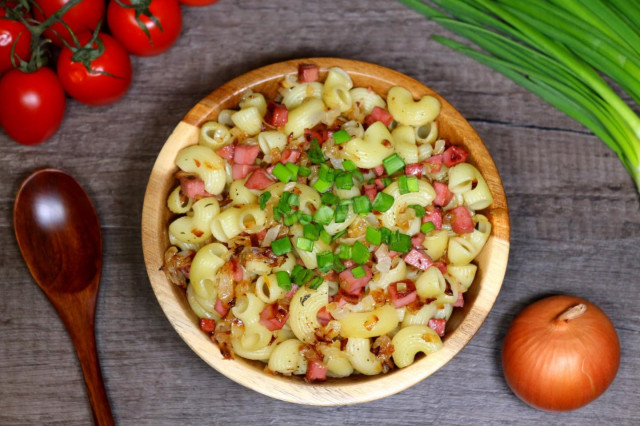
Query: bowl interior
141,58,510,405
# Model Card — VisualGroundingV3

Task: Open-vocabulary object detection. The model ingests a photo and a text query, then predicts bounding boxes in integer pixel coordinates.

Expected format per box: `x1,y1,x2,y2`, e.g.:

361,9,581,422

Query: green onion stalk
397,0,640,193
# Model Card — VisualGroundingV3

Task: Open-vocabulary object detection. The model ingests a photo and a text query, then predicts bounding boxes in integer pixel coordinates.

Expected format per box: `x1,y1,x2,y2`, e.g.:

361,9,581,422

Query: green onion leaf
272,162,293,183
275,271,292,291
314,205,335,225
259,191,271,210
342,159,357,171
382,153,405,175
316,251,335,273
421,221,435,234
352,241,371,264
332,129,351,144
351,266,366,279
371,192,394,212
272,237,292,255
353,195,372,214
366,226,382,245
308,138,326,164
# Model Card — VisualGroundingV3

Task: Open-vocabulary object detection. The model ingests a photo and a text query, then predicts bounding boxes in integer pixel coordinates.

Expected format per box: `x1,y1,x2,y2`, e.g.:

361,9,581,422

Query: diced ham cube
428,318,446,337
316,306,333,327
215,299,229,317
230,258,244,282
232,164,258,180
373,165,386,176
423,207,443,230
280,149,301,164
374,177,386,190
404,163,423,177
433,181,453,207
453,292,465,308
404,248,434,271
259,303,289,331
450,205,474,234
216,144,235,161
179,175,211,199
338,265,372,296
442,145,468,167
304,124,329,144
388,280,417,308
424,154,443,173
364,106,394,127
411,232,425,248
244,168,274,190
285,284,300,299
363,183,377,203
199,318,216,334
298,63,319,83
433,261,447,275
264,101,289,127
306,360,327,382
234,144,260,165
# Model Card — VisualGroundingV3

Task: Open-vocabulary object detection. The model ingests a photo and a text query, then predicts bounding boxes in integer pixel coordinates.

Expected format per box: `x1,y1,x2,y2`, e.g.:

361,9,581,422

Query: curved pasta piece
448,163,494,210
268,339,308,375
169,197,220,244
239,91,268,116
190,242,229,300
186,283,220,320
232,293,265,326
391,125,419,164
414,121,438,145
285,98,325,138
229,179,258,205
232,329,291,361
341,121,395,168
255,274,287,304
320,343,354,378
415,266,447,300
446,264,477,293
289,281,329,343
422,229,449,261
401,303,438,327
380,179,435,233
176,145,226,195
281,82,323,109
232,106,263,136
391,324,443,368
199,121,233,150
166,185,192,214
349,87,386,116
258,130,287,155
447,214,491,266
387,86,441,127
338,304,399,338
370,259,407,291
345,337,382,375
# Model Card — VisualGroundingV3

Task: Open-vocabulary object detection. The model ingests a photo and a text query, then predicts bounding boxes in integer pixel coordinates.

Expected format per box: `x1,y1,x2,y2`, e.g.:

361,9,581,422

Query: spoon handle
55,295,115,426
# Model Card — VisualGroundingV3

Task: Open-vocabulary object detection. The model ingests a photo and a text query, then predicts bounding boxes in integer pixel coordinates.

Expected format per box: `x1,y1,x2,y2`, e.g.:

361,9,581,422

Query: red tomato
0,67,66,145
0,17,31,74
32,0,105,47
57,32,132,106
178,0,218,6
107,0,182,57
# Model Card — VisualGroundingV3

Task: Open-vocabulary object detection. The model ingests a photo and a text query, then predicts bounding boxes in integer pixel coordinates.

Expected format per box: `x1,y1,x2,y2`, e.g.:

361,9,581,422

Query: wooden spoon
14,168,114,426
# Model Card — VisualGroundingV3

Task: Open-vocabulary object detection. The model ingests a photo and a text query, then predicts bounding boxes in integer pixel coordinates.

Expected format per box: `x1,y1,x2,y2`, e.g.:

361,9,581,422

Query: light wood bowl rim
142,57,510,405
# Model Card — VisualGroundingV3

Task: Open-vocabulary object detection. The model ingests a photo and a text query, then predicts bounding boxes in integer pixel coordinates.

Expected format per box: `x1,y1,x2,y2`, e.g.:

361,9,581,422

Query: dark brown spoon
14,168,114,426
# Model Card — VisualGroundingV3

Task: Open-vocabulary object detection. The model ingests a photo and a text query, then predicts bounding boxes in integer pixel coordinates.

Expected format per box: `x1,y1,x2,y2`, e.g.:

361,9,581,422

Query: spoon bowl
14,168,114,425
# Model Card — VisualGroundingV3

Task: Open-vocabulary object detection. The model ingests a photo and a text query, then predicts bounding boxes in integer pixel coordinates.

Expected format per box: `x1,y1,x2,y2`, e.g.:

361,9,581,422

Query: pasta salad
162,64,493,381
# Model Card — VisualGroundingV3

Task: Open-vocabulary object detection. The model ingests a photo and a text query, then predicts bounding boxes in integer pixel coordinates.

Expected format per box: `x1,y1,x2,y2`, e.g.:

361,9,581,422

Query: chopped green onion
388,231,411,253
299,213,313,225
314,205,335,225
298,166,311,177
334,204,349,223
321,192,340,205
353,195,372,214
382,153,405,175
296,237,315,252
316,251,334,273
410,204,426,218
352,241,370,264
421,221,435,234
351,266,366,278
335,172,354,190
332,257,346,273
272,237,292,255
308,276,324,290
337,243,352,260
398,175,419,194
293,268,313,286
319,229,332,244
342,159,357,171
283,210,300,226
371,192,394,212
380,226,392,245
259,191,271,210
307,138,326,164
351,170,365,183
276,194,292,214
332,129,351,144
285,162,299,180
272,163,293,183
339,198,353,205
288,193,300,206
303,223,320,241
313,178,332,193
331,229,347,241
366,226,382,245
275,271,292,291
272,208,282,222
381,177,393,188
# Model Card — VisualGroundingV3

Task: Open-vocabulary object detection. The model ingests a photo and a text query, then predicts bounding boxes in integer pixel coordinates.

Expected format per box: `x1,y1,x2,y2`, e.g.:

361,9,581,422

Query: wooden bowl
141,58,510,405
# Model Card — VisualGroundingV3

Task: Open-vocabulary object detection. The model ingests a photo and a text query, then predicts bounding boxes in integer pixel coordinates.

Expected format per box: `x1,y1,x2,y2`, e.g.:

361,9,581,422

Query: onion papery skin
501,295,620,411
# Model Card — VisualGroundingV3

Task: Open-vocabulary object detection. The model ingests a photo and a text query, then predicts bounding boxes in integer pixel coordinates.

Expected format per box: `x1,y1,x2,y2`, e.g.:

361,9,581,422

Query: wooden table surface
1,1,638,424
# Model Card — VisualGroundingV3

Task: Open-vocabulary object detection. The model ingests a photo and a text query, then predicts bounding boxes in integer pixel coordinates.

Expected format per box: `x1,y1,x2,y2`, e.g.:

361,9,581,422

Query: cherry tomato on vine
57,32,132,106
32,0,105,47
178,0,219,6
0,67,66,145
0,17,32,74
107,0,182,57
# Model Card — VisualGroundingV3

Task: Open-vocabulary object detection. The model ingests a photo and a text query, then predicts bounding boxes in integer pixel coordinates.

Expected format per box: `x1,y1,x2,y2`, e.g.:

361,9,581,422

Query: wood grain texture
1,0,638,424
142,58,509,405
